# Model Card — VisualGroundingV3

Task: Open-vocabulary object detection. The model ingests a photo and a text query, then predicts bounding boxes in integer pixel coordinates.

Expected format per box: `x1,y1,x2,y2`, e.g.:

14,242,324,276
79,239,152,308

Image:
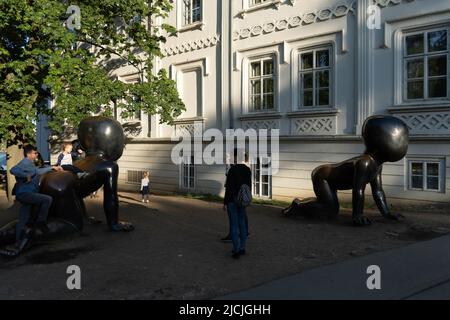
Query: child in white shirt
141,172,150,203
56,142,85,176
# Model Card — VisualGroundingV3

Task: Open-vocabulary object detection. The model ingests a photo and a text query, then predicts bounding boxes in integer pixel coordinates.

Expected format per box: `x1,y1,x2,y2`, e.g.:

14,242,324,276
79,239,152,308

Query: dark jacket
224,164,251,205
10,158,53,195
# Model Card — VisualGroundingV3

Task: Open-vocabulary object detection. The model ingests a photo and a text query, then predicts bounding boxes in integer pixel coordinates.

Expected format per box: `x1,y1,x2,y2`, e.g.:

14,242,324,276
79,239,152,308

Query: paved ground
220,234,450,300
1,190,450,299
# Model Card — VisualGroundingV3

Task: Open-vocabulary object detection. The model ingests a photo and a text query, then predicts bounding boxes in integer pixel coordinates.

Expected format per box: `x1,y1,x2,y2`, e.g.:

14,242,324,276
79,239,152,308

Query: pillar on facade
355,0,375,135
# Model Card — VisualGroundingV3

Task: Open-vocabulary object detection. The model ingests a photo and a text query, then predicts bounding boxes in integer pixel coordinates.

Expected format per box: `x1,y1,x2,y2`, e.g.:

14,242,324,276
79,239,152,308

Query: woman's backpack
236,184,252,208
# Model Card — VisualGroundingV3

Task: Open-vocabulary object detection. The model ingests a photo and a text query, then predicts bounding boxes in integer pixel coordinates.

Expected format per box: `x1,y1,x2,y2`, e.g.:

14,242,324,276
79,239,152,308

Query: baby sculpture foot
0,246,21,258
109,221,135,232
282,204,294,216
0,230,32,258
86,216,102,225
383,213,405,221
353,215,372,226
282,198,302,216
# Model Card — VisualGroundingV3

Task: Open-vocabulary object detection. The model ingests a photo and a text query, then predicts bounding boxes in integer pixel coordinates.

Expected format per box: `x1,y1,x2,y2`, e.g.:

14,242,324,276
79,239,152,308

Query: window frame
181,0,202,27
403,27,450,102
251,156,272,199
249,0,270,7
407,159,444,193
298,46,333,109
248,56,277,112
181,155,196,190
115,73,152,138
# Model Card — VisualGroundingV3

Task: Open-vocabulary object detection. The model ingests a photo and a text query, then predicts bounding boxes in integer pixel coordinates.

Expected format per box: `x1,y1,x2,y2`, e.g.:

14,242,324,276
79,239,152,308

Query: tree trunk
6,144,21,202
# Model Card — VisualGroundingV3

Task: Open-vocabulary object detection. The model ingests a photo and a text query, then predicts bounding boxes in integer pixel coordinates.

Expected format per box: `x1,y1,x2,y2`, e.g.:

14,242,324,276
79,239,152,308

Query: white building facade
112,0,450,204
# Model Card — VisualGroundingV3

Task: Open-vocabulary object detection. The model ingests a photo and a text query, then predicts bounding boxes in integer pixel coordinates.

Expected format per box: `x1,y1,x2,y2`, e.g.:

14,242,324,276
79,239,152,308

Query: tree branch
79,37,144,76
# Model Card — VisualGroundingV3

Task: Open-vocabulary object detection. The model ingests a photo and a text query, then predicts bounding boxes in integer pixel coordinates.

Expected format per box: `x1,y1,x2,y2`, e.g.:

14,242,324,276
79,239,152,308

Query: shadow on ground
0,191,450,299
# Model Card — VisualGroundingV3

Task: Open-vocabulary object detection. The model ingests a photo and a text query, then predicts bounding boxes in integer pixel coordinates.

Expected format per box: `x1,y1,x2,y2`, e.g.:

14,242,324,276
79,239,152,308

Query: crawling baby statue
282,115,409,226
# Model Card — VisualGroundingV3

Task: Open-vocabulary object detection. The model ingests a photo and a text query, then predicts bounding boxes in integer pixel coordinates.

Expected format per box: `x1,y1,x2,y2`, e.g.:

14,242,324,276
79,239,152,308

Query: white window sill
173,116,205,124
408,188,443,193
239,111,282,120
388,103,450,113
178,21,205,33
287,107,340,117
237,0,282,18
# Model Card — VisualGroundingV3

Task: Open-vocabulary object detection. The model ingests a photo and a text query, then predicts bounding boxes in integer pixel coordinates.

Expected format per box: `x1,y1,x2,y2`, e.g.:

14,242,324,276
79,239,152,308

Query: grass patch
181,193,223,203
180,193,379,210
180,193,291,208
252,198,291,208
178,192,450,214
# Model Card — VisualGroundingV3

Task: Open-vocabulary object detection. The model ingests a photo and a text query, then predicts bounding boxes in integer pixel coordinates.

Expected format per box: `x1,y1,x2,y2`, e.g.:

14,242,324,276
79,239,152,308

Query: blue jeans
15,192,53,242
141,186,150,200
227,201,247,253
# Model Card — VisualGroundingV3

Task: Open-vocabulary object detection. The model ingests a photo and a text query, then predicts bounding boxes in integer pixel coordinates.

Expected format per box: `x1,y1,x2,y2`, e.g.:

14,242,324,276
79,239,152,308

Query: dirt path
0,191,450,299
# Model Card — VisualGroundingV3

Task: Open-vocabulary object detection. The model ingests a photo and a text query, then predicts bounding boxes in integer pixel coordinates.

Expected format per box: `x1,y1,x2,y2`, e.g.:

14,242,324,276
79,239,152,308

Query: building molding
162,35,220,57
237,0,282,19
388,104,450,114
389,106,450,135
169,57,210,79
125,133,450,144
382,9,450,49
374,0,416,8
286,108,341,118
170,58,207,120
233,0,417,42
233,0,356,41
173,117,205,137
239,112,283,121
355,0,374,134
290,116,338,136
241,119,280,131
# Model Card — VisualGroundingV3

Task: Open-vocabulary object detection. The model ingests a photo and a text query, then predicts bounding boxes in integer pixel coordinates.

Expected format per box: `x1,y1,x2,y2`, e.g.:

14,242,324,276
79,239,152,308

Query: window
299,48,332,108
249,0,270,6
118,75,142,121
182,0,202,26
127,110,141,121
127,170,146,184
408,160,444,192
249,58,275,111
181,156,195,189
404,29,449,101
252,157,272,198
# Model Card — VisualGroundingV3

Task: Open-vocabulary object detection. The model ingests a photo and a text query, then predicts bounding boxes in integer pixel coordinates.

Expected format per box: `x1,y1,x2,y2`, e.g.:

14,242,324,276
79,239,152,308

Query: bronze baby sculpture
282,115,409,226
0,116,133,257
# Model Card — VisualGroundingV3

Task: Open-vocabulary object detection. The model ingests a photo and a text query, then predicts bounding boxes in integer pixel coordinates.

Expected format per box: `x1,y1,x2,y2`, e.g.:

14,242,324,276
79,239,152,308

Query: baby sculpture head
362,115,409,163
77,116,125,161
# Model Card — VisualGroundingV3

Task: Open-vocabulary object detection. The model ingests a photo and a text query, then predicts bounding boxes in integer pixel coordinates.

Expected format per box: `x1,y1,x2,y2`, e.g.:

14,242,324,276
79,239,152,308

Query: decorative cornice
374,0,416,8
237,0,282,19
162,35,220,57
233,1,356,41
233,0,417,42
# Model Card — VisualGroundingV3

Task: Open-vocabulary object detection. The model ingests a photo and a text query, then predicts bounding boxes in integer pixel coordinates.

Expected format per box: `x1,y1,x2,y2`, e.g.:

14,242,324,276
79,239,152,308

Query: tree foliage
0,0,184,146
